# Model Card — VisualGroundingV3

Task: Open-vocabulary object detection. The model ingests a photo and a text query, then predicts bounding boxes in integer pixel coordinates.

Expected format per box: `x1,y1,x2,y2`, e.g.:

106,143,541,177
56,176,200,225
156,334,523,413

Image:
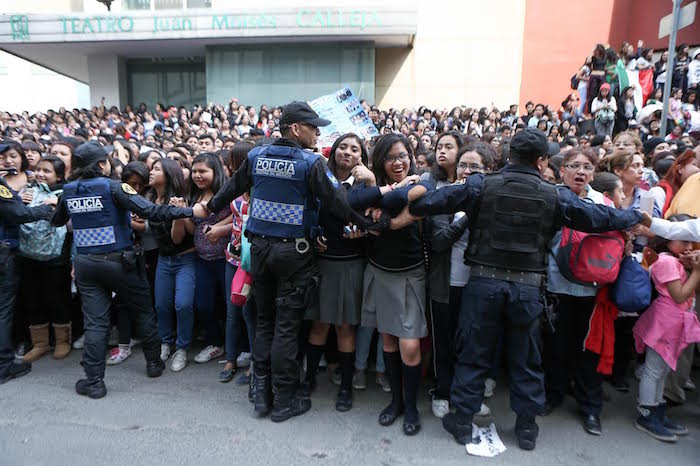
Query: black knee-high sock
339,351,355,390
383,351,403,410
305,343,325,379
402,362,421,423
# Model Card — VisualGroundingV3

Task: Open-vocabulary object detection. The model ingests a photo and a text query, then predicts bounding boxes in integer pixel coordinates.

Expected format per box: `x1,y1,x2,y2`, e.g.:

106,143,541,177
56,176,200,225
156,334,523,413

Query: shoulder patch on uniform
0,185,13,199
325,169,340,188
121,183,137,195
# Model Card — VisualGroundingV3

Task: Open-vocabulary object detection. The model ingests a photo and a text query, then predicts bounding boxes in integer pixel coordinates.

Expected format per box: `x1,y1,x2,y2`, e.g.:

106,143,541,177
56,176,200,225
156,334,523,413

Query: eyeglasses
564,163,595,172
384,153,409,164
458,162,484,172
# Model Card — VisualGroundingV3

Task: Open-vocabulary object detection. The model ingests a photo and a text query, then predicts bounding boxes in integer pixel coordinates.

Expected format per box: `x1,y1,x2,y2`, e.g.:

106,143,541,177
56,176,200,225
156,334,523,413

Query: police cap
510,127,548,160
279,101,331,128
74,141,108,168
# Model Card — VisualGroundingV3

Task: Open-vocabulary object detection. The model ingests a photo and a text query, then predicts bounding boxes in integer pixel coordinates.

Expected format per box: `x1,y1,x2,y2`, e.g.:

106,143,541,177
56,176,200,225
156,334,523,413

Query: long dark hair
121,161,151,196
189,153,225,205
370,133,415,186
2,140,28,171
327,133,368,177
151,157,186,204
229,141,254,172
429,131,464,183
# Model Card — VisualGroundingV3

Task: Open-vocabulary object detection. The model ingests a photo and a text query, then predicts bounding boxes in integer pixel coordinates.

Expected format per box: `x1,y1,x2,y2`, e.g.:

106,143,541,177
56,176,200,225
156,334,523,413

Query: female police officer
1,143,57,385
51,142,205,399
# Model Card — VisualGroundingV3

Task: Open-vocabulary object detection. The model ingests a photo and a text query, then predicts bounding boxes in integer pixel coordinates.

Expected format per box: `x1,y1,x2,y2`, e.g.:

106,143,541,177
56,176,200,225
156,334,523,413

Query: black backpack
570,74,579,90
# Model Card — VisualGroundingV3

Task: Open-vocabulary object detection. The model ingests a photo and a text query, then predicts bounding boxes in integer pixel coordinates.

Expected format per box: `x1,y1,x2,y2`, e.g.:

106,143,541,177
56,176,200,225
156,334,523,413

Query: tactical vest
466,169,558,273
246,144,320,239
62,178,133,254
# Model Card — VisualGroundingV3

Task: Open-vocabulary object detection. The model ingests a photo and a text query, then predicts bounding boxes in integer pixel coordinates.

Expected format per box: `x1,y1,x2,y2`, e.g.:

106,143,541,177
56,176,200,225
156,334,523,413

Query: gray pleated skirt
305,257,365,325
361,263,428,339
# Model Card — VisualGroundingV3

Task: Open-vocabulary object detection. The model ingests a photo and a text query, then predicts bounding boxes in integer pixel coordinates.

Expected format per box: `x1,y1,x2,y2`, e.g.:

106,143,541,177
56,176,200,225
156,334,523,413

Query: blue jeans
0,251,19,375
224,262,244,362
355,326,385,373
155,253,195,350
195,256,225,347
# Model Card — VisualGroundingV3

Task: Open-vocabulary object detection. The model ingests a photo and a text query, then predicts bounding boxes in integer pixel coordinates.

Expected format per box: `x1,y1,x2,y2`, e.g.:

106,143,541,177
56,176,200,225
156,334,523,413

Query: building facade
0,0,697,113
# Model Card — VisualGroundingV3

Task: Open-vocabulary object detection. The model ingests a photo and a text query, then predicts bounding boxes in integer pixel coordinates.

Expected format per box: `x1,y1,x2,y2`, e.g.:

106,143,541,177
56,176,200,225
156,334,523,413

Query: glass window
123,0,151,10
186,0,211,7
154,0,183,9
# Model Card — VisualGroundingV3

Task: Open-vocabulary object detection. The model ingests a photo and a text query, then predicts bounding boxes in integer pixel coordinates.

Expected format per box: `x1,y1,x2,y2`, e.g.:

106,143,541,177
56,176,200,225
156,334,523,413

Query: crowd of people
1,39,700,453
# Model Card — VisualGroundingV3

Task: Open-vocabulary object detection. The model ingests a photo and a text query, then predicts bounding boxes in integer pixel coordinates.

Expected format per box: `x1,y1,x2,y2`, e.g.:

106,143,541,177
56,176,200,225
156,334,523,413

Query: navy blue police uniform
408,128,643,450
51,142,194,398
0,169,54,384
207,102,376,422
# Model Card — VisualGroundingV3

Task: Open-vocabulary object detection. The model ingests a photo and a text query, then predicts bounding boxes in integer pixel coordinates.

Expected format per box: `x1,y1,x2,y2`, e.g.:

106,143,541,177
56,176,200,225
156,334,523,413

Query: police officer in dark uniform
405,128,643,450
0,148,57,384
51,142,202,399
204,102,376,422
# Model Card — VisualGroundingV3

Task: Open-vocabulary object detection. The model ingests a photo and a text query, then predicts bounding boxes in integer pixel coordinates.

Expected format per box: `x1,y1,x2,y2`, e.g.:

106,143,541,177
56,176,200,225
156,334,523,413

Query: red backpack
554,227,625,287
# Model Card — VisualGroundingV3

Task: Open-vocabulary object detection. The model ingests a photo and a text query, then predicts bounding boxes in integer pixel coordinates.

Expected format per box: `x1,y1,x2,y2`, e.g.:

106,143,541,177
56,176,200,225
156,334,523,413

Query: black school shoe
582,414,602,436
335,387,353,412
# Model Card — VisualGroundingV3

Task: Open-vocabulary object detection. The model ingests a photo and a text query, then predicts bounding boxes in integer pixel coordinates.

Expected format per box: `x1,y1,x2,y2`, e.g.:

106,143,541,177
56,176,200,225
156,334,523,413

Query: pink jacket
633,295,700,370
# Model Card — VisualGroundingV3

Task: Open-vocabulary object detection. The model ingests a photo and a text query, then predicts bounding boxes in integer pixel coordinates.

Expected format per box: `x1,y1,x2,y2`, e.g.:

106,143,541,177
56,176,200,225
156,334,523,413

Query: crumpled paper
465,423,507,457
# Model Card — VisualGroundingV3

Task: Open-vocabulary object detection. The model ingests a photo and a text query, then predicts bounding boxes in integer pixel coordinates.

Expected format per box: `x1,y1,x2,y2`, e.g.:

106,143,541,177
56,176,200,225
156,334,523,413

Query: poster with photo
309,87,379,148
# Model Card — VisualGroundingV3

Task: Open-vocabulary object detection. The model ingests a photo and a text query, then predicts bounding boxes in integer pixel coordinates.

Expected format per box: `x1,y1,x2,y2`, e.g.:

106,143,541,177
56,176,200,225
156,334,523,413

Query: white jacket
688,59,700,87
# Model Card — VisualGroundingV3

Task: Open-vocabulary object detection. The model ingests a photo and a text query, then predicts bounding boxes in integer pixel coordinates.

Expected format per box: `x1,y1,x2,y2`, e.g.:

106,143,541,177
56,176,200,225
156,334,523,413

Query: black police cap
279,101,331,127
510,127,548,159
74,141,108,168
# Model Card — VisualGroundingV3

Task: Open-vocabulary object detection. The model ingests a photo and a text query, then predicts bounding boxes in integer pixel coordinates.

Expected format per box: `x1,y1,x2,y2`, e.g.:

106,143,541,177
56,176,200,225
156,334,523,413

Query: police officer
51,142,204,399
204,102,376,422
404,128,643,450
0,146,57,384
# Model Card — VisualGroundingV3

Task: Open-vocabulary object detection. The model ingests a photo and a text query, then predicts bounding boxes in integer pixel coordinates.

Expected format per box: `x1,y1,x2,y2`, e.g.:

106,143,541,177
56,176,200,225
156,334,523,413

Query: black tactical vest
466,169,559,273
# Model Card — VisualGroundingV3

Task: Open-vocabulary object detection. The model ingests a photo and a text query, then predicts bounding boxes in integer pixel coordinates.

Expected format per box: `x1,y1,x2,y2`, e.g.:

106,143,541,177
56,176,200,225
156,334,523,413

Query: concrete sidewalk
1,348,698,466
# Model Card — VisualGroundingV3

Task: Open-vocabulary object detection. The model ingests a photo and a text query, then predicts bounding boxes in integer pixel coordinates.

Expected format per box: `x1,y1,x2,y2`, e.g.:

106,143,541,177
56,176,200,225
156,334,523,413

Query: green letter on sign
10,15,30,40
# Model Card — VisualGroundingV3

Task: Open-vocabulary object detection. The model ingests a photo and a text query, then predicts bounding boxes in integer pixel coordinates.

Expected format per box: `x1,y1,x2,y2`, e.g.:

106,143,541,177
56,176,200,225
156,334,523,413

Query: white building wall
0,51,89,113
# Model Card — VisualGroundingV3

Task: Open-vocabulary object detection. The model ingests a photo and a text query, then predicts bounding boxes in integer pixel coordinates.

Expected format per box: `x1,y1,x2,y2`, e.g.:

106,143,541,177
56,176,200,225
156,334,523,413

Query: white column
87,55,127,109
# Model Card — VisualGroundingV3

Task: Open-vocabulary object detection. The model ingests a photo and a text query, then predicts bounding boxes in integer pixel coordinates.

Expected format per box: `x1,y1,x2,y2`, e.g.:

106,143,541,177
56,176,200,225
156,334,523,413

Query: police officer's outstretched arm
206,159,252,214
556,186,643,232
308,160,372,228
111,181,193,222
408,174,483,217
0,190,53,225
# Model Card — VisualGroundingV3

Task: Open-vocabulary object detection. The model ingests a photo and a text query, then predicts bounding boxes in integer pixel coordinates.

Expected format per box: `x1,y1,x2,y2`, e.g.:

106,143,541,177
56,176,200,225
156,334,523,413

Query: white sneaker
476,402,491,417
194,345,224,363
106,346,131,365
72,334,85,350
236,352,251,368
484,378,496,398
129,338,141,348
432,398,450,419
160,343,171,362
171,349,187,372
